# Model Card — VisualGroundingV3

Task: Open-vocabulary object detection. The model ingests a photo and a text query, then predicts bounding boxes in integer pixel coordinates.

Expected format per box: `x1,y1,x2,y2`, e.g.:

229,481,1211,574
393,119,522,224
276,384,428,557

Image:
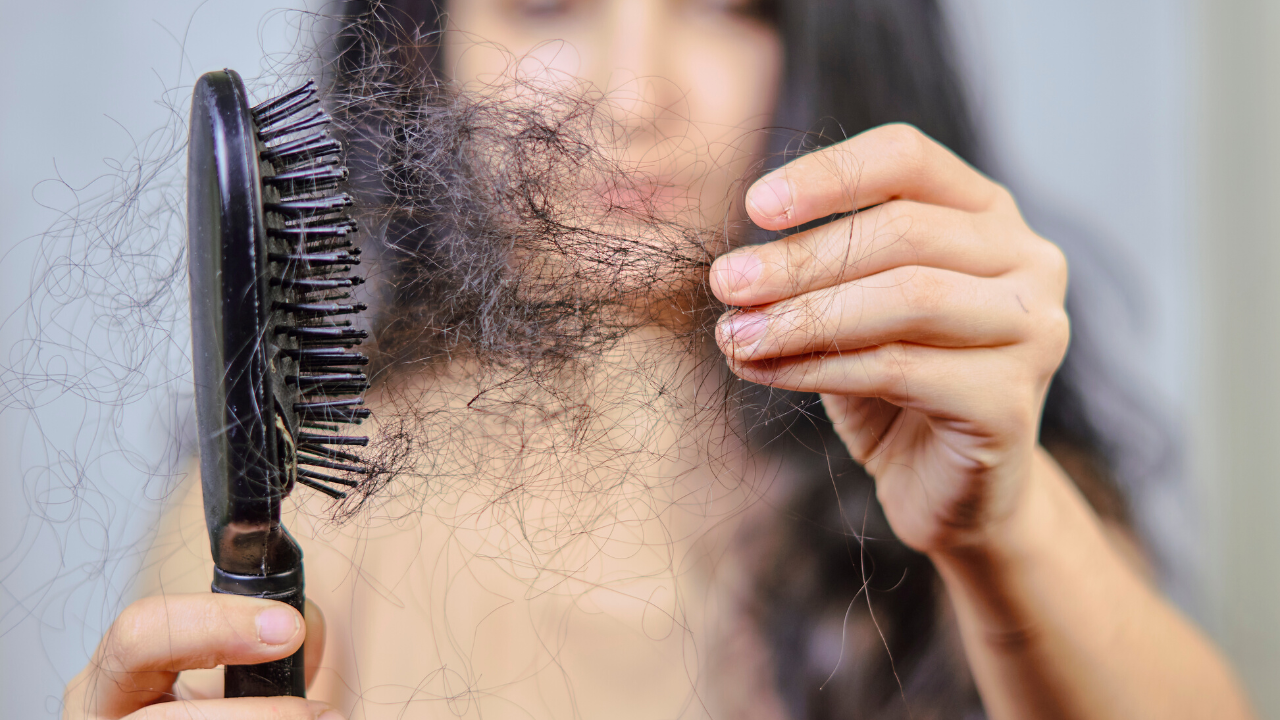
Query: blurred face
442,0,783,225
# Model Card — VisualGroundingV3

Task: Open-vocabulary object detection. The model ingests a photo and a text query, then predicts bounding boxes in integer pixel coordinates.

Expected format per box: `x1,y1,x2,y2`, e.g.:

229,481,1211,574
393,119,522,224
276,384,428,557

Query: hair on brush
187,68,377,698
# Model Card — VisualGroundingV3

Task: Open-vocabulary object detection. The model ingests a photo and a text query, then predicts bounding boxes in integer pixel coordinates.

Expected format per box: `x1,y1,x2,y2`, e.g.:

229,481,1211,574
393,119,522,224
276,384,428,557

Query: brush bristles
257,79,371,500
297,468,360,488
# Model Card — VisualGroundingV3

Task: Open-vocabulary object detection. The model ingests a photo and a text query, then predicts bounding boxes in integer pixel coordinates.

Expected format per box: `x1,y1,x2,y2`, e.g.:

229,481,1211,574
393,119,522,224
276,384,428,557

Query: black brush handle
212,566,307,697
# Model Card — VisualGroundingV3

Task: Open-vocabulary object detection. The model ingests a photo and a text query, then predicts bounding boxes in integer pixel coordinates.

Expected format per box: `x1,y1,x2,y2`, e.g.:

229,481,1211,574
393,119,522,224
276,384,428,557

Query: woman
62,1,1254,718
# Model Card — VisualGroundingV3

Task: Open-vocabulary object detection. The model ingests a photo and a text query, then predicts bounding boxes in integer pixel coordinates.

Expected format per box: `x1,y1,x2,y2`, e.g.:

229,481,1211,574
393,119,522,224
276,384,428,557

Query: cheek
661,27,782,222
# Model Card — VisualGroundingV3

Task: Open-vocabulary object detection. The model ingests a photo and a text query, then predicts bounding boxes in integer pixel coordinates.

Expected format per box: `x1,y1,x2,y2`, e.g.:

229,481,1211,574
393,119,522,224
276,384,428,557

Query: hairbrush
187,69,370,698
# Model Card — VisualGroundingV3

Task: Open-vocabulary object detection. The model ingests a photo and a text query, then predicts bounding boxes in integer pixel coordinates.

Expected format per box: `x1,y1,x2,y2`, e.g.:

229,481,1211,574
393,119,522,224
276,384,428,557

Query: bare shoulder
132,465,389,600
133,462,214,599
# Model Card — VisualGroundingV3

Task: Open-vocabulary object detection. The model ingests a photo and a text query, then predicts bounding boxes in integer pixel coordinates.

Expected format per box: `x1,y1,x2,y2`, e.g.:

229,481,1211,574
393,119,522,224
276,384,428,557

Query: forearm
931,448,1255,720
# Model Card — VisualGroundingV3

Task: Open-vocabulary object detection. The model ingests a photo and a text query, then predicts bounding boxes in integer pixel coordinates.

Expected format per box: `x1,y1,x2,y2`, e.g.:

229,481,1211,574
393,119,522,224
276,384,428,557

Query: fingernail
747,176,793,222
256,606,300,645
720,312,768,350
712,253,762,295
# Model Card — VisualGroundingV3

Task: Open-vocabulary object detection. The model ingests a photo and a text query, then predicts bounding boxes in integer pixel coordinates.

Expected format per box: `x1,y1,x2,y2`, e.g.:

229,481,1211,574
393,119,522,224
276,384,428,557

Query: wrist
925,448,1084,643
929,447,1063,570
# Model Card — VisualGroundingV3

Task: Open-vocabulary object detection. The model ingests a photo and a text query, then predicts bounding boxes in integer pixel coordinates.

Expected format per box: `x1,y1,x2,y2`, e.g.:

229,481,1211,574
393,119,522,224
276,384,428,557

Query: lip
593,175,684,213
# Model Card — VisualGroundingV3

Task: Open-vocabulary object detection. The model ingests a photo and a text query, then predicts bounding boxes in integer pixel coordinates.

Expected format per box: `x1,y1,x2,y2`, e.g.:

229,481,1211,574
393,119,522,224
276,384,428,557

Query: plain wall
945,0,1204,623
1196,0,1280,711
0,3,310,717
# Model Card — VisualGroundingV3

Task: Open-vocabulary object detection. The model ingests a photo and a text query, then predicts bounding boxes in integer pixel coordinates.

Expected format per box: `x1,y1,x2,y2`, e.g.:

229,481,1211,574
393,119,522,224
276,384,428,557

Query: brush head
188,69,370,577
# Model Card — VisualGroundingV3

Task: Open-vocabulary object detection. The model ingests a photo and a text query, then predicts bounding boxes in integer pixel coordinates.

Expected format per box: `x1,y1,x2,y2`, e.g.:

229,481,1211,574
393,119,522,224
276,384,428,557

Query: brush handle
213,566,307,697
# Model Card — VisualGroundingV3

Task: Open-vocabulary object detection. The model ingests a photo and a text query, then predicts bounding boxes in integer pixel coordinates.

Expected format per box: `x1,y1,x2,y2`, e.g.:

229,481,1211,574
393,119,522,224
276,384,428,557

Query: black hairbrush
187,69,370,698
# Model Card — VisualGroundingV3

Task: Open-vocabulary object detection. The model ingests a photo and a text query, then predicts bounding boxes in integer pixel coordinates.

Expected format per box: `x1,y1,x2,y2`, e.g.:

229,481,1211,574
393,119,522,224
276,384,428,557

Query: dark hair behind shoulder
331,2,1129,718
755,2,1127,718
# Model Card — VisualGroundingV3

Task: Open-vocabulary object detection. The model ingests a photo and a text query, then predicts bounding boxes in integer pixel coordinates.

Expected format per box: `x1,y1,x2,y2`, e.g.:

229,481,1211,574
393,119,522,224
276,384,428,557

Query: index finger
67,594,304,719
745,123,1001,230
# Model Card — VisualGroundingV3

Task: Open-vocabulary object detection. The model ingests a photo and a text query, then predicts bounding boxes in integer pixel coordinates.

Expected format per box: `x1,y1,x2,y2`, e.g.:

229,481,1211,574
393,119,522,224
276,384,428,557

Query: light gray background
3,0,1277,717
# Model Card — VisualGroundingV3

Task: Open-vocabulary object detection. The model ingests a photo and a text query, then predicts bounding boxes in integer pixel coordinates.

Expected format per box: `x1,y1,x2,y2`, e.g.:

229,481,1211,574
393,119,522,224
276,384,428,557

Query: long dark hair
329,2,1128,718
754,3,1127,719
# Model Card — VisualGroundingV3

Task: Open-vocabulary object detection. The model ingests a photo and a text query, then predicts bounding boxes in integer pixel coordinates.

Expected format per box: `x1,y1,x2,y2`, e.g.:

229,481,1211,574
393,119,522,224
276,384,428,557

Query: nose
597,0,681,146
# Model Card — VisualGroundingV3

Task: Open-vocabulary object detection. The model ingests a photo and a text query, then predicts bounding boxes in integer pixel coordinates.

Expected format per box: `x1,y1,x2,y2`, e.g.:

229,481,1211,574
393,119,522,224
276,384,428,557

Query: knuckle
774,302,820,347
988,181,1017,210
100,595,239,675
194,595,233,634
781,238,819,280
868,200,921,245
879,123,927,157
1037,239,1069,282
105,598,156,661
835,215,882,277
1017,306,1070,382
880,124,929,178
858,343,912,398
872,199,910,225
1045,308,1071,358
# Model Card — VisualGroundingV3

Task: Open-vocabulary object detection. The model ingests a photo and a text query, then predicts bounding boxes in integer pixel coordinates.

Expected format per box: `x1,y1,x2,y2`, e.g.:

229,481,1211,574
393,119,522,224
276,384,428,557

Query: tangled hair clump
325,22,734,379
2,5,1147,718
294,12,780,532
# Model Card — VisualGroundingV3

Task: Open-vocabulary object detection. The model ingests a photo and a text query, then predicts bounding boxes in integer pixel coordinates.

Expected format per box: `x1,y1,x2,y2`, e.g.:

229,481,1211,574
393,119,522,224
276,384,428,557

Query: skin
442,0,782,228
62,595,334,719
65,0,1256,718
714,126,1257,718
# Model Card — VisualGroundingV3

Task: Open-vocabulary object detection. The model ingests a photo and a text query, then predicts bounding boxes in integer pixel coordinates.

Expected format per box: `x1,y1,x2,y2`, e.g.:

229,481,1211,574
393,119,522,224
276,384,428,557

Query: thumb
304,599,327,690
821,393,903,469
